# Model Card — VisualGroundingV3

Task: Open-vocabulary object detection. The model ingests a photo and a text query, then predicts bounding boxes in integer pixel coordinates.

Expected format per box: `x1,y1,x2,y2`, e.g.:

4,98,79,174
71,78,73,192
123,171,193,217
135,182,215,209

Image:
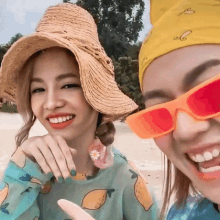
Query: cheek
154,134,173,156
214,116,220,123
72,91,93,111
31,96,41,116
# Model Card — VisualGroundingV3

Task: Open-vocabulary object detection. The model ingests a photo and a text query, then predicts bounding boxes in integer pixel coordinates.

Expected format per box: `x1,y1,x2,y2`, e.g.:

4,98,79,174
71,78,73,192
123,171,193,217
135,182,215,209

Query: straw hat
1,3,138,122
0,68,15,103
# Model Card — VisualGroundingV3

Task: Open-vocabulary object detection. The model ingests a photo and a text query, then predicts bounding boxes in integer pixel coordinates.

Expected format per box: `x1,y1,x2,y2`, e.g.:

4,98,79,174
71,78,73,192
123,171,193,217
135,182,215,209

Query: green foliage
0,46,8,67
127,42,142,60
0,33,23,67
8,33,23,45
0,33,22,112
0,103,18,113
113,56,144,116
76,0,145,59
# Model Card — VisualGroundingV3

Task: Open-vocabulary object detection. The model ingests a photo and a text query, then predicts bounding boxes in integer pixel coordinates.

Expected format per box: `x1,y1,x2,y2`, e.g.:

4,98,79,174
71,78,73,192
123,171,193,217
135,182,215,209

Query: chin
194,180,220,203
202,188,220,204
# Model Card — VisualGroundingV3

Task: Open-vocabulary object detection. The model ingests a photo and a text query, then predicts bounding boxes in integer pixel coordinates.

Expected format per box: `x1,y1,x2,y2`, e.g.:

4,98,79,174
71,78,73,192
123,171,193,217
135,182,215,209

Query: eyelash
31,84,80,94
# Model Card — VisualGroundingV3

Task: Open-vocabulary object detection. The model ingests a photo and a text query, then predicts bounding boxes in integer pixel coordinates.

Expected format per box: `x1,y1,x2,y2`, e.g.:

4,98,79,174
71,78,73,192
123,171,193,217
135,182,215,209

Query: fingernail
58,176,64,183
71,169,76,176
65,177,73,183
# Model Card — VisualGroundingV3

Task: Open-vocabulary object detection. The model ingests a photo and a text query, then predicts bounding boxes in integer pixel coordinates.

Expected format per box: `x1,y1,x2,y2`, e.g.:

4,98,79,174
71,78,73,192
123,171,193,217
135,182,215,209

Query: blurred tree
0,33,23,66
113,56,144,116
127,41,142,60
0,46,8,67
63,0,71,2
0,102,17,113
76,0,145,60
8,33,23,45
0,33,22,113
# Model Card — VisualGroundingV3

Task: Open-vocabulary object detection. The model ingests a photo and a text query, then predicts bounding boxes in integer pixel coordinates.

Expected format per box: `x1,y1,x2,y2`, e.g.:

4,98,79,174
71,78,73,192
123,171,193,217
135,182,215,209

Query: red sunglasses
126,74,220,139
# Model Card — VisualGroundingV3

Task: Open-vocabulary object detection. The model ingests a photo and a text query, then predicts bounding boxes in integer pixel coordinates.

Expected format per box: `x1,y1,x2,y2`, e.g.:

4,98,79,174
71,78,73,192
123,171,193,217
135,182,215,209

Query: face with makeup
30,47,99,144
142,44,220,204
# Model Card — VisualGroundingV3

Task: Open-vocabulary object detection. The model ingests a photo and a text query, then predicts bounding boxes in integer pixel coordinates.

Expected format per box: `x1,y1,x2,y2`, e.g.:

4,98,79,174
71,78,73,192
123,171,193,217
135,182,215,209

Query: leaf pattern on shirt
0,203,9,214
19,173,32,181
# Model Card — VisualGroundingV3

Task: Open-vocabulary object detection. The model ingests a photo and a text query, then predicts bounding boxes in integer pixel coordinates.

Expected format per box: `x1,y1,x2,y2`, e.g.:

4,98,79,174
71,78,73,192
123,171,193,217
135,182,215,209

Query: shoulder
112,147,137,175
113,147,148,179
167,195,217,220
111,147,150,188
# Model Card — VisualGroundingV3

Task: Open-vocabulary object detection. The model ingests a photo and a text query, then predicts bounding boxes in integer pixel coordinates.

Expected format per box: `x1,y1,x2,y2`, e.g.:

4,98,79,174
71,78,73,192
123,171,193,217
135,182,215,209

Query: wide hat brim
1,32,138,121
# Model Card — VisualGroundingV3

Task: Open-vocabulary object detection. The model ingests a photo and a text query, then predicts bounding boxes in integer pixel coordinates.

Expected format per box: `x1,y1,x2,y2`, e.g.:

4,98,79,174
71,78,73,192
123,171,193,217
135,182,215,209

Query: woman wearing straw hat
0,3,158,220
125,0,220,219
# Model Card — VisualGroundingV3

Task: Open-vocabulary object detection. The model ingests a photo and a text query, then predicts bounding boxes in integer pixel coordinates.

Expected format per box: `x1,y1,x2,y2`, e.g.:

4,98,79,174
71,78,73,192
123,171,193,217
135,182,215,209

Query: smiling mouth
47,114,75,124
186,148,220,180
47,115,75,129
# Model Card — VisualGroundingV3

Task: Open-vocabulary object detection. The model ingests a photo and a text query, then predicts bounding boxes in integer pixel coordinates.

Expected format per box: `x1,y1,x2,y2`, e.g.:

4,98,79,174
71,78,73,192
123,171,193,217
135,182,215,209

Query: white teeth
213,149,219,157
189,149,220,163
49,115,74,124
192,155,197,162
203,152,213,161
196,154,205,163
199,165,220,173
58,117,63,123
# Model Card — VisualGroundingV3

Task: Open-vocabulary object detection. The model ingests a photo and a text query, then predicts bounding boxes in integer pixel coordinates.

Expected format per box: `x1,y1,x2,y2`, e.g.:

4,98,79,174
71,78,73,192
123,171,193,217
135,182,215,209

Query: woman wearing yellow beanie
126,0,220,219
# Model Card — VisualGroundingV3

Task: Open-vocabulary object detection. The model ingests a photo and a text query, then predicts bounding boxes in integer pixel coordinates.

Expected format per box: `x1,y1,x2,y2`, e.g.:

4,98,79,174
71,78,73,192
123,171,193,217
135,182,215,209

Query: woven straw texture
1,3,138,121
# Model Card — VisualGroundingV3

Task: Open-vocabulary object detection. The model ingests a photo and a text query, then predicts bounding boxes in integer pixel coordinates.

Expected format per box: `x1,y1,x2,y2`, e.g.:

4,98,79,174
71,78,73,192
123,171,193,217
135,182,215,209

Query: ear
57,199,95,220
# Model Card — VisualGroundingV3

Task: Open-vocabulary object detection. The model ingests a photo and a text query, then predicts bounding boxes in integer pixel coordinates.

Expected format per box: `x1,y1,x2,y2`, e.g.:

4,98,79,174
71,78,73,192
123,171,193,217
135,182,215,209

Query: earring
88,138,114,169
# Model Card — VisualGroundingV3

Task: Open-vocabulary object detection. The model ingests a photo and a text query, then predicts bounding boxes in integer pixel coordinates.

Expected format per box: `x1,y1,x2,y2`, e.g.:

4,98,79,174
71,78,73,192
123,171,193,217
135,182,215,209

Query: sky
0,0,152,45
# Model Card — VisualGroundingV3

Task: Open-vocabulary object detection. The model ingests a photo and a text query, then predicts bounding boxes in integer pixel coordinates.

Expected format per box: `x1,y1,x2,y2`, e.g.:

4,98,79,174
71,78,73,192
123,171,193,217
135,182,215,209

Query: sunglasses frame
126,74,220,139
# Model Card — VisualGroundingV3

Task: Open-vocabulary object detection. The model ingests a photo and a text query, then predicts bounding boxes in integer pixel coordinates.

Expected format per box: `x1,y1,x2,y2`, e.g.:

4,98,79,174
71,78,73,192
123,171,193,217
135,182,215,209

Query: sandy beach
0,112,164,205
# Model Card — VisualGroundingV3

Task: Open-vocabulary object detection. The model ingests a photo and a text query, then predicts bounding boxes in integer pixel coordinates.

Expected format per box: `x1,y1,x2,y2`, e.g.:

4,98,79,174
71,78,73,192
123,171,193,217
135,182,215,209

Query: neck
66,129,98,175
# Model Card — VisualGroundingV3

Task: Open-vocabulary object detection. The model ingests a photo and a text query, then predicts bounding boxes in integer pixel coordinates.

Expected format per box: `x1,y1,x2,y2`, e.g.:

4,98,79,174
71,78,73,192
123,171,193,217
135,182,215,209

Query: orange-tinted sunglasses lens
127,78,220,139
127,108,173,138
187,79,220,116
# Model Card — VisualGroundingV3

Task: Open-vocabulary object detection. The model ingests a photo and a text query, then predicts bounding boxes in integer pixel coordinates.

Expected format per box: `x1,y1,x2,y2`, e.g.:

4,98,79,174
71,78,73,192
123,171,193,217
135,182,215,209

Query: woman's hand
20,134,76,182
58,199,95,220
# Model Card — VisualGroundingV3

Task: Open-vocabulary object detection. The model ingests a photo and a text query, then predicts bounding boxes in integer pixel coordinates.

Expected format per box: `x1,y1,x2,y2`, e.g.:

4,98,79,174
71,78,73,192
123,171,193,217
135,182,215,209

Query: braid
96,113,116,146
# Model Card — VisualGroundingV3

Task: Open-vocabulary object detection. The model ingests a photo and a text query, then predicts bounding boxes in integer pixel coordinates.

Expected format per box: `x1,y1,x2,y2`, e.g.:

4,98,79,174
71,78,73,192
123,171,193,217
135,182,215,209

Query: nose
43,90,65,110
173,110,210,141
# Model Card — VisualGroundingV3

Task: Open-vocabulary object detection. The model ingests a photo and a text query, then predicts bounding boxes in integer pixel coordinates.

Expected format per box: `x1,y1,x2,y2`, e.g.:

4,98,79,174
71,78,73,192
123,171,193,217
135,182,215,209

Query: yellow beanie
139,0,220,89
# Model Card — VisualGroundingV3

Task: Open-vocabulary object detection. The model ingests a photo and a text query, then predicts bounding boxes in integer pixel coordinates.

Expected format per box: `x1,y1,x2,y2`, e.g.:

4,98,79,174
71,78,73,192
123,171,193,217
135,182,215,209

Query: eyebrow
182,59,220,91
143,59,220,103
31,73,77,83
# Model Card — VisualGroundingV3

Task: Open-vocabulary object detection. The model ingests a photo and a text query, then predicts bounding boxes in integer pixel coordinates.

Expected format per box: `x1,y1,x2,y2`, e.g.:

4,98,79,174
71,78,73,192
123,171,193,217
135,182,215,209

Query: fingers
36,139,63,181
57,199,95,220
30,147,52,175
55,135,76,176
43,135,72,181
20,135,76,183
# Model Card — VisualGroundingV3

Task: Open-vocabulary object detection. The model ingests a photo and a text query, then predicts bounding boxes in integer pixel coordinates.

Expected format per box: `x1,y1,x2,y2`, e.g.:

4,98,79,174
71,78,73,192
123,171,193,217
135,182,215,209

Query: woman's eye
62,84,80,89
32,88,45,94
